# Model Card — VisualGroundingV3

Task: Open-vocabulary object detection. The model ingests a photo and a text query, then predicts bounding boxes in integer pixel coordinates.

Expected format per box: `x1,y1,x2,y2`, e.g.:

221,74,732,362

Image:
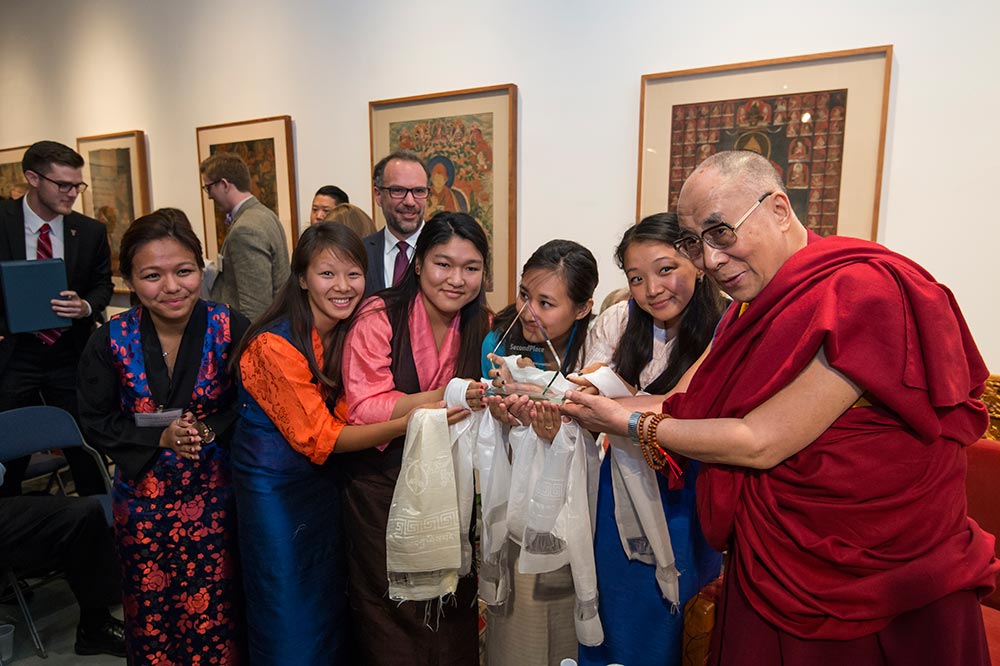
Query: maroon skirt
709,559,991,666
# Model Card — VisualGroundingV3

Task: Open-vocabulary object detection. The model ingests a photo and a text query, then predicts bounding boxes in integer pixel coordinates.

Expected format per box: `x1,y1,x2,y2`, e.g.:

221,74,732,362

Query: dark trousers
0,494,121,610
0,332,107,497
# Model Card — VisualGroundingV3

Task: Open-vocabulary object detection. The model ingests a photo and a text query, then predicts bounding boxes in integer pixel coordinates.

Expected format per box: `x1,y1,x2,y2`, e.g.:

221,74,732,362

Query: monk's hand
51,290,90,319
566,373,601,395
561,390,630,437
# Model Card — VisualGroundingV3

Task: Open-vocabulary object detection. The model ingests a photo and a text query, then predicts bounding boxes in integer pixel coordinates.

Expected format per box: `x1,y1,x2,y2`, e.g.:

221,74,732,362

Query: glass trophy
485,301,565,403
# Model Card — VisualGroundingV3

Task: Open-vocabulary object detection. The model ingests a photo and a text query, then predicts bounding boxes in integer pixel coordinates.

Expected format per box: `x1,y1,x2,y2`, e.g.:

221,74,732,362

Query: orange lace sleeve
239,332,346,464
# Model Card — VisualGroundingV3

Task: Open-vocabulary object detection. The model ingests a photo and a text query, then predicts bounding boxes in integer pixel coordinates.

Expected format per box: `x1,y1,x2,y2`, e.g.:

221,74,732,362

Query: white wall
2,0,998,368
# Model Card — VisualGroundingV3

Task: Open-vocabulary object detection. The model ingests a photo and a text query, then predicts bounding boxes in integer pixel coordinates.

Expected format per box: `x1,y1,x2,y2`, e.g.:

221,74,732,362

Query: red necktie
35,223,62,345
392,241,410,287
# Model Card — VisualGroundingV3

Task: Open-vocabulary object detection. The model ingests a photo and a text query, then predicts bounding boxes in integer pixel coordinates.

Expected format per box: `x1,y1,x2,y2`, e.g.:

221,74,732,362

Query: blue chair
0,406,114,659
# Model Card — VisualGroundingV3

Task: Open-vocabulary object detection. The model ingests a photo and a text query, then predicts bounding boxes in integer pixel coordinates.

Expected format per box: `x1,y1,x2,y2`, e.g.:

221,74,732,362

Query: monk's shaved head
689,150,786,201
676,150,808,303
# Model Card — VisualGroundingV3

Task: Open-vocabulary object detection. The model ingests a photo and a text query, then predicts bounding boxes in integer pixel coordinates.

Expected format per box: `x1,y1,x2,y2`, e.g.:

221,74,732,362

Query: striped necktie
35,223,63,345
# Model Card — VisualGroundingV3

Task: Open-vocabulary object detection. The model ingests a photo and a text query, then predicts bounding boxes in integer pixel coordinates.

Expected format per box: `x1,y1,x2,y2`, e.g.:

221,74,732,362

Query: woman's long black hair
232,222,368,401
611,213,725,394
374,212,492,379
490,239,598,374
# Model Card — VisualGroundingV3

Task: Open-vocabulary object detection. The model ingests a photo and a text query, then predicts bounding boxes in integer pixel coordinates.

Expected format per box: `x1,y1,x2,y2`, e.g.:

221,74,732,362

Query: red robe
666,232,998,643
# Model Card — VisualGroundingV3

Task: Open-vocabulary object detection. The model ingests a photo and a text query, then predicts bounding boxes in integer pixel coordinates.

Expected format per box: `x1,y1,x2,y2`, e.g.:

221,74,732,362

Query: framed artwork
370,83,518,311
196,115,297,259
0,145,30,200
77,130,151,293
637,45,892,240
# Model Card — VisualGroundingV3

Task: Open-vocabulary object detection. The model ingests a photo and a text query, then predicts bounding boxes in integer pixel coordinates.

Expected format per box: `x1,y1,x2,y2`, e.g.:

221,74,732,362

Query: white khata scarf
487,356,605,646
580,366,680,607
385,378,477,603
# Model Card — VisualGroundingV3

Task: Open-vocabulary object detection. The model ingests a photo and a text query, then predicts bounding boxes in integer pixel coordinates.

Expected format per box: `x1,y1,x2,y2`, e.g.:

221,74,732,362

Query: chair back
0,406,113,495
968,436,1000,610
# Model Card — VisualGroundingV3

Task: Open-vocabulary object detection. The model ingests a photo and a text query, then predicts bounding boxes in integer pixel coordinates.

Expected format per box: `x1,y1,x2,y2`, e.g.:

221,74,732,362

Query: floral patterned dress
78,301,249,665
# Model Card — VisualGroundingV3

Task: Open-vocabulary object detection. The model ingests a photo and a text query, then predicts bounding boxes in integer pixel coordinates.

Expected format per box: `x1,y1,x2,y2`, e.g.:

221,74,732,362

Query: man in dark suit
0,141,113,497
362,151,429,296
0,461,125,656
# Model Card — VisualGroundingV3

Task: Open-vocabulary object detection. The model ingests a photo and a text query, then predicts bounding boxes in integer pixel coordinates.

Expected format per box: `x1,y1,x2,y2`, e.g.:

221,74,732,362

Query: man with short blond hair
200,152,289,321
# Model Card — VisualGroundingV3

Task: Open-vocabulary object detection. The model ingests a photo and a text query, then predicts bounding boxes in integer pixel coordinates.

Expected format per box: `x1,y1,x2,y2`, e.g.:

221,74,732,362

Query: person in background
361,151,428,295
0,461,126,658
201,152,290,321
324,202,376,237
0,140,112,498
308,185,349,225
77,208,249,665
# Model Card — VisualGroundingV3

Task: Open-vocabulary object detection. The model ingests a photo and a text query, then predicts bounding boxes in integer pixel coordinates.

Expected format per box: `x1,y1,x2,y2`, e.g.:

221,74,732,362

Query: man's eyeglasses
202,179,223,194
673,191,773,261
378,185,430,200
30,171,88,194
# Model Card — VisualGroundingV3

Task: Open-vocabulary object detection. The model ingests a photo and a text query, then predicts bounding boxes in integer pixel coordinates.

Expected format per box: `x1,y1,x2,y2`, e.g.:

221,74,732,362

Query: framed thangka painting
77,131,151,293
196,115,297,259
370,84,517,311
0,145,30,200
637,46,892,240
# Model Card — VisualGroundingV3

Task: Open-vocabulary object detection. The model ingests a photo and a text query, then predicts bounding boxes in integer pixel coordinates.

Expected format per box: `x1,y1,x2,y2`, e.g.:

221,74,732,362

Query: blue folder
0,259,71,333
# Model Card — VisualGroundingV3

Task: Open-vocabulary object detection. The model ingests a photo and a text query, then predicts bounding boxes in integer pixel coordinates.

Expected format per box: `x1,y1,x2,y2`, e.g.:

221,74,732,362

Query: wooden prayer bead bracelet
633,411,683,479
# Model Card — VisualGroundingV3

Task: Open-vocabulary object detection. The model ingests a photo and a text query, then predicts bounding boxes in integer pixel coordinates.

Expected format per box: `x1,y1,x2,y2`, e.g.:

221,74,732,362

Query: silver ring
176,439,181,446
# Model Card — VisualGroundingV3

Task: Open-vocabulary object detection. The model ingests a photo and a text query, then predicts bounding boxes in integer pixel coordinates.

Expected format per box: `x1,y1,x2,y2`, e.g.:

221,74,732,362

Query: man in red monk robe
563,150,997,665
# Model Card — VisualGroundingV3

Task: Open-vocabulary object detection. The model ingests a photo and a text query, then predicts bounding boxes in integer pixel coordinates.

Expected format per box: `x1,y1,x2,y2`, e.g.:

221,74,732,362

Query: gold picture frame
637,45,892,241
196,115,298,259
77,130,151,293
0,145,30,200
370,84,518,311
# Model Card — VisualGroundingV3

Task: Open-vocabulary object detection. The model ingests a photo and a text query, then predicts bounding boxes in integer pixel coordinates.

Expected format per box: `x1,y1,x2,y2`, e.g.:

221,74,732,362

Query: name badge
135,408,183,427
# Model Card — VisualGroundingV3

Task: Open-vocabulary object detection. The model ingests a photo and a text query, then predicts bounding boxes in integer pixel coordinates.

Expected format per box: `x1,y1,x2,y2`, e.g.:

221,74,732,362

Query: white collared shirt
23,196,65,259
229,194,253,220
382,223,423,288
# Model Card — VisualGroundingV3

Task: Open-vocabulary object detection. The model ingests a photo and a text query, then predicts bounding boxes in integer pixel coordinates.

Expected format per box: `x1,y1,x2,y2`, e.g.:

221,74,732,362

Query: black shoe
74,617,126,658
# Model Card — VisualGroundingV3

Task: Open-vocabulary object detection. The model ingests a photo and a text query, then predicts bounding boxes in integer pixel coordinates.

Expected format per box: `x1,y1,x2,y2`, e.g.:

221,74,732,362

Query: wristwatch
627,411,643,442
195,420,216,444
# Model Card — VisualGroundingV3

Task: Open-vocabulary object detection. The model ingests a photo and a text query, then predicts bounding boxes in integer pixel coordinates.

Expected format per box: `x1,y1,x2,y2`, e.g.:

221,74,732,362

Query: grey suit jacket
362,228,386,297
210,196,290,322
0,197,113,372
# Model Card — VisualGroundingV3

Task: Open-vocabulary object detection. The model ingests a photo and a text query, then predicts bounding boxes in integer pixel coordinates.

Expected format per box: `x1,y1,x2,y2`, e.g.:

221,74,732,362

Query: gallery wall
1,0,997,368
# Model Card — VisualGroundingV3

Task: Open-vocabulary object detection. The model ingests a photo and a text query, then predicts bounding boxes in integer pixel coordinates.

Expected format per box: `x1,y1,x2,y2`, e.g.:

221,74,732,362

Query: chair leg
5,571,46,658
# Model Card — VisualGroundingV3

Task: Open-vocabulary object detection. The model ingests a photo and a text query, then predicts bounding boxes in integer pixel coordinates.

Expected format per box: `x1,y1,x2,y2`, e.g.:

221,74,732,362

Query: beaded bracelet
634,412,684,480
636,411,654,468
645,413,670,470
